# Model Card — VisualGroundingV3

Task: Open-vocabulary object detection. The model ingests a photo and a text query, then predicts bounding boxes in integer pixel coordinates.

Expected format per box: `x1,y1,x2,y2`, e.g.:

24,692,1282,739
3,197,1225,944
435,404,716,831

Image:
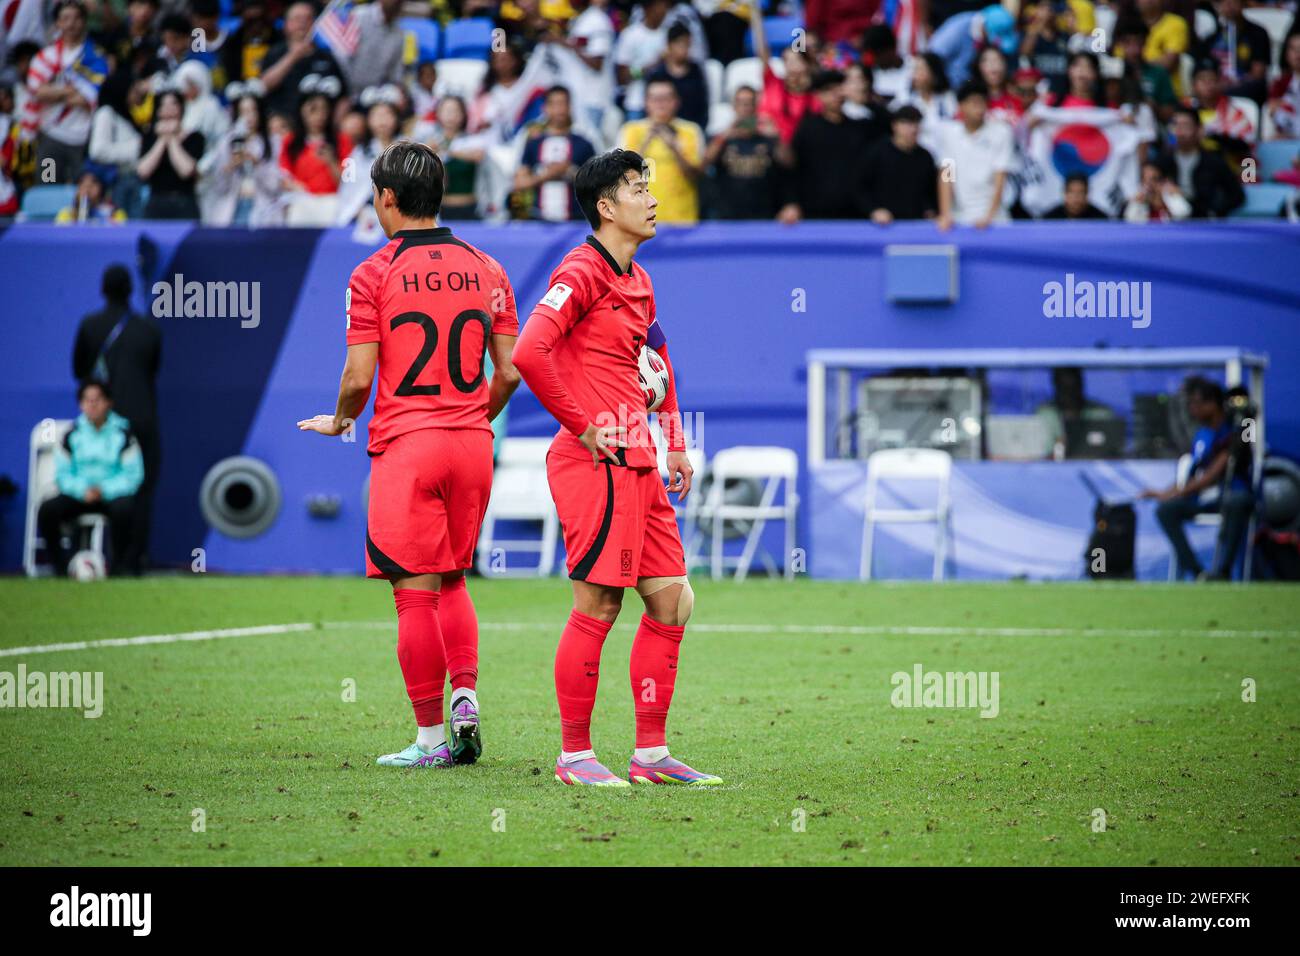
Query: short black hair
956,79,988,103
78,379,111,402
1064,172,1089,189
1112,17,1148,42
370,141,444,219
1184,376,1224,406
159,12,191,34
7,40,41,66
544,84,570,101
811,69,844,92
1144,154,1174,179
892,104,922,124
54,0,88,18
919,52,950,93
102,263,132,303
645,76,677,98
191,0,219,16
861,23,897,53
574,149,646,230
1172,105,1201,127
667,22,691,44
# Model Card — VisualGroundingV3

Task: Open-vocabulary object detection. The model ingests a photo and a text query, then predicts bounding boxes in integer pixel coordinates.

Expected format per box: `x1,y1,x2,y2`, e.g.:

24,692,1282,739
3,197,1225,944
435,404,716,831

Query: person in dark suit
1162,106,1245,218
72,263,161,574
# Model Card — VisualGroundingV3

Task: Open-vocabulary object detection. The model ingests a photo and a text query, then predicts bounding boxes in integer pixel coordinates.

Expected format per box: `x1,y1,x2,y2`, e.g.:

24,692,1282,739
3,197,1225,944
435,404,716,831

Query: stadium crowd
1,0,1298,224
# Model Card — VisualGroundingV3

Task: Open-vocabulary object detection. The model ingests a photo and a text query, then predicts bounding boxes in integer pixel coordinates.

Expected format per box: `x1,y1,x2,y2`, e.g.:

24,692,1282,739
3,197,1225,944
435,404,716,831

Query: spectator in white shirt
89,67,151,181
937,81,1016,229
615,0,672,119
23,1,108,183
898,52,958,156
568,0,617,133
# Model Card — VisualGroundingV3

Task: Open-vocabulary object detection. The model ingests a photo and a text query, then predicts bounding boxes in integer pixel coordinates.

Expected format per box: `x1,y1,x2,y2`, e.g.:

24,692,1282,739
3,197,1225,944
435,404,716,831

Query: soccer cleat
376,742,454,768
628,755,724,786
554,757,631,787
449,695,482,765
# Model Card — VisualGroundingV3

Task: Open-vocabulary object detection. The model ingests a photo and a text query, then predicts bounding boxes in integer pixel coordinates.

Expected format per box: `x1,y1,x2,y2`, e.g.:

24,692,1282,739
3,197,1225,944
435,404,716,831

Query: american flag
314,0,362,58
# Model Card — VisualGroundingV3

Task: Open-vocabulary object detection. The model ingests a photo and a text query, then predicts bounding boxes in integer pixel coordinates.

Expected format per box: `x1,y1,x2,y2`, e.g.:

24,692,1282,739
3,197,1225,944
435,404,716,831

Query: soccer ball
69,550,107,582
639,346,669,413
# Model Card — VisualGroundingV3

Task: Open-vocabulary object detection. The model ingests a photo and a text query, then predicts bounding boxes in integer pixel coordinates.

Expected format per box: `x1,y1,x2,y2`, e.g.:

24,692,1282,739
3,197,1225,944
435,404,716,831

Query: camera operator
1141,376,1255,580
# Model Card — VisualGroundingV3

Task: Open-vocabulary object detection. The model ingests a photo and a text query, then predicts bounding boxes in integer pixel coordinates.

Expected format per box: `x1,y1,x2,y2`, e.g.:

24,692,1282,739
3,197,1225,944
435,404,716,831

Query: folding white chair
1166,453,1255,581
697,446,798,582
475,437,559,577
23,419,106,577
860,448,953,582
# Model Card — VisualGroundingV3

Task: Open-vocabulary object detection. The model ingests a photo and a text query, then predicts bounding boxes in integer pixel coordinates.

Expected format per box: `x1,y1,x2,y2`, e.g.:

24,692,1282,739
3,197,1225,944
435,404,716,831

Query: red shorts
365,427,492,578
547,447,686,588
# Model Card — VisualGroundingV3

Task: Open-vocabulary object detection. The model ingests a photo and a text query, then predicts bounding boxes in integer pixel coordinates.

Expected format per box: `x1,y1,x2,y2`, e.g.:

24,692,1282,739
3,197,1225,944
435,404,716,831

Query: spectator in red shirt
1050,51,1103,107
978,46,1025,124
280,79,353,195
748,3,817,144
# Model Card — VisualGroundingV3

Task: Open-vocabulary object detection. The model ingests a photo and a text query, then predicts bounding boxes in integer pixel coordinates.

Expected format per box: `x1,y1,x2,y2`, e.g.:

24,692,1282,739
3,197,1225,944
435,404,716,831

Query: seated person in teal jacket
38,380,145,576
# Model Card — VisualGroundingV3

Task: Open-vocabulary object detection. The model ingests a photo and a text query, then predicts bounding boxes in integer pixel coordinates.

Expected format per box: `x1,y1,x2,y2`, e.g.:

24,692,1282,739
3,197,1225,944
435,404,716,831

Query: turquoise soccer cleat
376,742,454,768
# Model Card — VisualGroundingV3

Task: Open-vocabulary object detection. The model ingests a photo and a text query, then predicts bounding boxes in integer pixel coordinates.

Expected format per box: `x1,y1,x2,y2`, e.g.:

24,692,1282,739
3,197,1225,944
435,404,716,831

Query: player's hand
665,450,693,500
871,208,893,225
84,487,102,504
936,214,953,232
297,414,347,437
579,423,627,465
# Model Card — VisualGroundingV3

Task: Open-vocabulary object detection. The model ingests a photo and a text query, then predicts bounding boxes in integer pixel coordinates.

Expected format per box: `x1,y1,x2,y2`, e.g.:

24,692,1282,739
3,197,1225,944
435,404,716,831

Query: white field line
0,618,1296,659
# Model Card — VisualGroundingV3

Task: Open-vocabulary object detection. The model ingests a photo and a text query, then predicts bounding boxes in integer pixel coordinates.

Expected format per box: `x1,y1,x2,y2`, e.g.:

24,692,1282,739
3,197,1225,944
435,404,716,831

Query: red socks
439,575,478,692
630,614,685,748
393,588,444,727
554,609,614,752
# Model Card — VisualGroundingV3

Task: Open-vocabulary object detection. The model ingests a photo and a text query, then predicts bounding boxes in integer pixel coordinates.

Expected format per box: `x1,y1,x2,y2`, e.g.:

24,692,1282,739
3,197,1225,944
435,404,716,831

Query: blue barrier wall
1,220,1297,574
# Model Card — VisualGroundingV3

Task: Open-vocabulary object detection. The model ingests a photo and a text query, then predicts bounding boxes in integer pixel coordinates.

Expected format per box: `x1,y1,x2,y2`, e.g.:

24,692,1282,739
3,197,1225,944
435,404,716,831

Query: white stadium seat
860,448,953,582
475,437,559,578
435,58,490,99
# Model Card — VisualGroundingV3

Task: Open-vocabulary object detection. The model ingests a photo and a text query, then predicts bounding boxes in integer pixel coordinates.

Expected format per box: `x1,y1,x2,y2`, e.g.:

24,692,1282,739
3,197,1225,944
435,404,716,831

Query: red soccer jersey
517,236,663,469
345,226,518,454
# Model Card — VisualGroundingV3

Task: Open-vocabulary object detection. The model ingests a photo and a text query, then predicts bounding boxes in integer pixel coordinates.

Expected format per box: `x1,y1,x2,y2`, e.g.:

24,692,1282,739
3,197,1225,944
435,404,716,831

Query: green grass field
0,577,1297,866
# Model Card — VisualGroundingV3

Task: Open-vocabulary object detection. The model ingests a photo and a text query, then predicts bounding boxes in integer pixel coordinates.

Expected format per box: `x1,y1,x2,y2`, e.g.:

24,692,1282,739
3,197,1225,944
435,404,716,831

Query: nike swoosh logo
612,304,623,310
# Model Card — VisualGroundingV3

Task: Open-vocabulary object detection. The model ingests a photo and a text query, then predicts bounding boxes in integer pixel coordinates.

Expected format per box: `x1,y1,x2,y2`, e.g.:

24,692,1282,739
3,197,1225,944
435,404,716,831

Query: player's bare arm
297,342,377,436
486,332,521,423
